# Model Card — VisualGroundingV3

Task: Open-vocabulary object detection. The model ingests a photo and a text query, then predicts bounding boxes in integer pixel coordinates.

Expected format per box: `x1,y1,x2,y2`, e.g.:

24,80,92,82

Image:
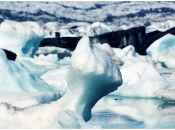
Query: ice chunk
34,54,59,63
157,86,175,101
35,46,71,59
94,43,123,65
110,62,171,98
87,22,111,36
0,49,57,92
0,19,44,57
0,92,61,108
157,54,175,69
58,110,81,129
61,36,123,121
113,45,151,64
40,66,69,92
146,34,175,62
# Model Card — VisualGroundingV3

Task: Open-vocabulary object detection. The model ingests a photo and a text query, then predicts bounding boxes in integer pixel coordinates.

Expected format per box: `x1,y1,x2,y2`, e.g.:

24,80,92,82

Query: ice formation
87,22,111,36
0,36,122,128
94,43,123,65
157,54,175,69
0,49,56,92
113,45,152,64
61,36,123,121
35,46,71,59
146,34,175,61
110,62,171,98
40,66,69,92
0,19,44,57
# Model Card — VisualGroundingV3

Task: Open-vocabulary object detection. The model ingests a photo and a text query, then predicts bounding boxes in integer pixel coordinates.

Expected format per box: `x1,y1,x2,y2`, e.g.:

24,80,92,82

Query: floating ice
94,43,123,65
35,46,71,59
34,54,59,63
0,36,122,128
61,36,123,121
157,86,175,101
146,34,175,62
146,20,175,33
113,45,151,64
92,96,167,127
158,54,175,69
0,92,61,108
110,62,171,98
40,66,69,93
87,22,111,36
0,19,44,57
0,49,56,92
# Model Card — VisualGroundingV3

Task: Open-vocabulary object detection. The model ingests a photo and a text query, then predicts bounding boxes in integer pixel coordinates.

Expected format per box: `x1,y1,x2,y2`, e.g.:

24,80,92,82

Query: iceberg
0,19,44,57
0,49,56,92
110,62,171,98
87,22,111,36
146,34,175,61
158,54,175,69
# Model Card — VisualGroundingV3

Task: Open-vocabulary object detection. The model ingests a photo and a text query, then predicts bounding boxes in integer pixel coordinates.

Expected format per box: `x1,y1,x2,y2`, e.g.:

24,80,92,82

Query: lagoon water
88,96,175,129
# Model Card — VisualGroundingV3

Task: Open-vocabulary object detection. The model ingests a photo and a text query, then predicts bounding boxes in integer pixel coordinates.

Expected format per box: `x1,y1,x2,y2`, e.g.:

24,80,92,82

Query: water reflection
88,96,175,128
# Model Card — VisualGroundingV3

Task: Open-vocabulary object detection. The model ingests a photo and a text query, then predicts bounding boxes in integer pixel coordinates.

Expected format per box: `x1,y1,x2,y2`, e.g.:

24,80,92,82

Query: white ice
110,61,171,98
0,19,44,57
146,34,175,62
0,49,57,92
0,36,122,128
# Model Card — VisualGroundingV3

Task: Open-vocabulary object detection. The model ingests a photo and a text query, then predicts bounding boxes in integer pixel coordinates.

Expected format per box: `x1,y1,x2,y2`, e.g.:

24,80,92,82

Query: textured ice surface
0,19,44,57
146,34,175,62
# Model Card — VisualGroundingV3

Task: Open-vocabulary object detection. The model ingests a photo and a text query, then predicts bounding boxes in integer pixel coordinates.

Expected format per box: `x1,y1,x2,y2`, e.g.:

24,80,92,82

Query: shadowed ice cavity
89,96,175,128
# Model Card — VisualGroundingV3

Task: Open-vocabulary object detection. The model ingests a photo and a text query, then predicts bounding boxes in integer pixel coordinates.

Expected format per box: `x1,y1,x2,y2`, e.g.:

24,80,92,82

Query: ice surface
0,19,44,57
146,34,175,62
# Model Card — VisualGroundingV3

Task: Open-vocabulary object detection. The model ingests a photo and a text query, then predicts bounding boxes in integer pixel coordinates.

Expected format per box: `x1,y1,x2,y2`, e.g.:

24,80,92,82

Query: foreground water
88,96,175,129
